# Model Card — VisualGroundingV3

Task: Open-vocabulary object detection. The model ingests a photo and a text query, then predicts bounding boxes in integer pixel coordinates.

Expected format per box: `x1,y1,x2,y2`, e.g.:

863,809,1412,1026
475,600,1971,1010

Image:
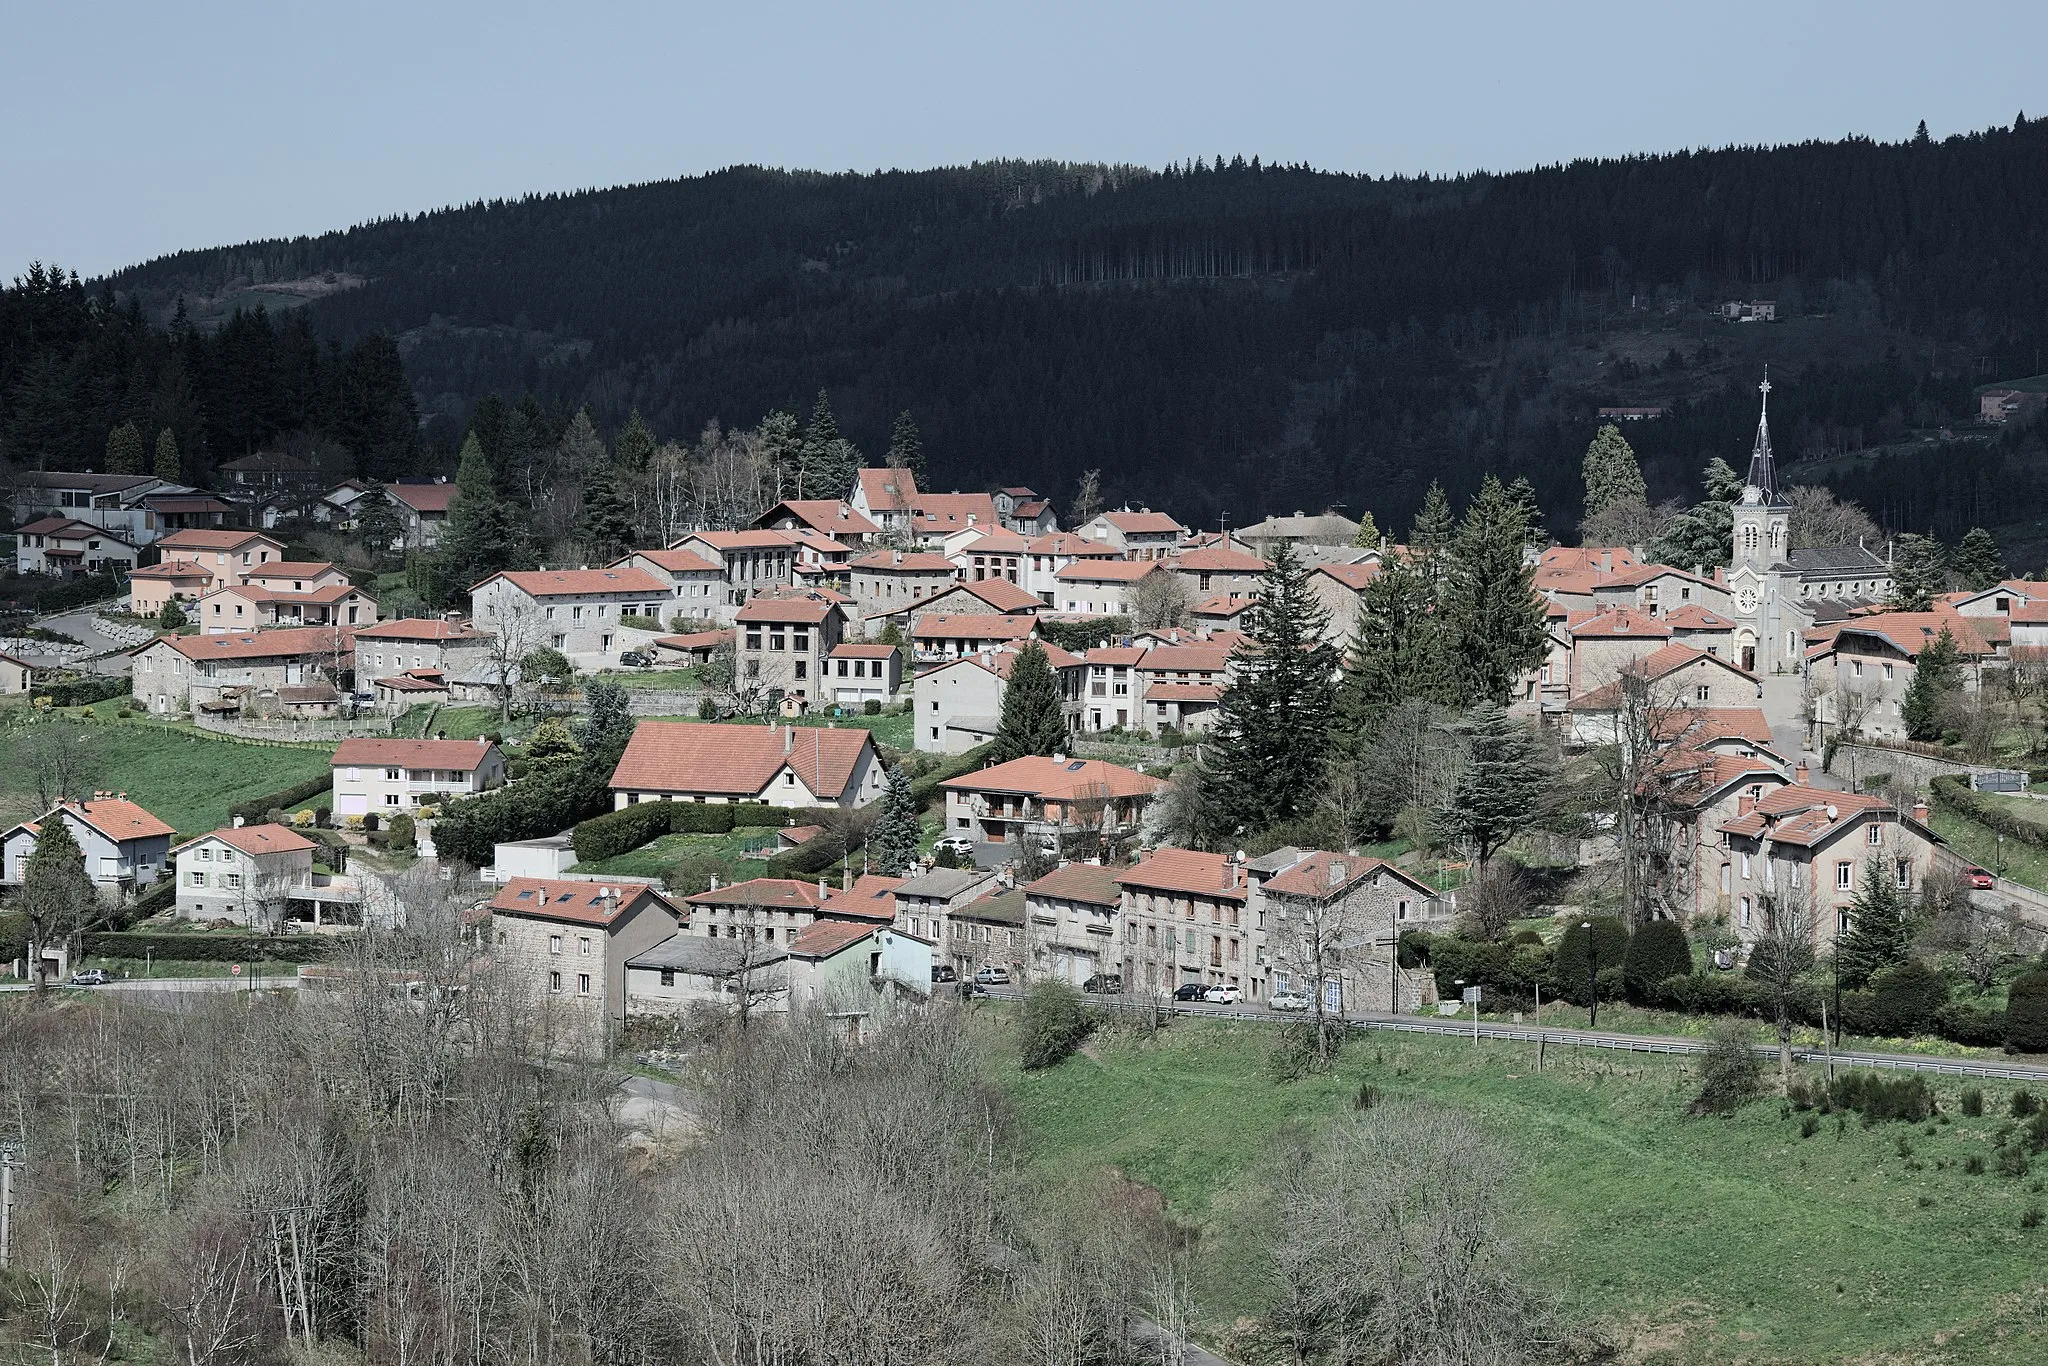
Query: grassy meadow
989,1014,2048,1363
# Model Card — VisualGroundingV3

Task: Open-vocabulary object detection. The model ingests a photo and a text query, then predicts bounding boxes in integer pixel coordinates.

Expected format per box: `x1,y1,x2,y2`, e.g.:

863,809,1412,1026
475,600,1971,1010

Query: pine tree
1336,553,1453,741
578,463,638,561
869,764,922,875
434,433,525,601
614,410,656,472
797,390,855,498
1836,859,1913,990
1410,482,1455,556
1646,458,1742,570
1351,510,1382,549
1901,626,1962,740
556,409,608,481
1952,527,2006,591
1438,701,1551,870
524,716,582,767
1888,533,1948,611
993,642,1069,762
885,409,927,485
1580,423,1647,526
356,494,403,559
757,410,803,500
20,816,96,980
153,428,181,482
1442,476,1550,705
1208,542,1337,839
104,421,143,475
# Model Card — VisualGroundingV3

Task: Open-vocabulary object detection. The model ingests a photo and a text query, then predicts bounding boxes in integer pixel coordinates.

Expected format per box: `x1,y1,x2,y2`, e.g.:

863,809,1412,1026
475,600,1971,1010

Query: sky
7,0,2047,280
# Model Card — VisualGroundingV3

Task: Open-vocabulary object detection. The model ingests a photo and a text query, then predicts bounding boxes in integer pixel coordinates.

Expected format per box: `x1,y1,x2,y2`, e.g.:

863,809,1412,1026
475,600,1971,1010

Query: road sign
230,964,243,977
1461,985,1482,1004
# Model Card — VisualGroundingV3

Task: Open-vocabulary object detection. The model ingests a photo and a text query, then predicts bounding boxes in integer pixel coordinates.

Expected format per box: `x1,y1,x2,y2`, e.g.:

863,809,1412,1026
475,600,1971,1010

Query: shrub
1999,1144,2032,1179
1800,1113,1821,1138
1019,981,1090,1069
697,696,719,720
1829,1072,1935,1124
2008,972,2048,1053
33,672,129,708
1967,1154,1988,1175
2024,1206,2044,1230
384,813,415,851
573,800,676,863
1553,916,1630,1004
863,698,882,715
1937,999,2008,1047
1624,918,1693,1002
670,802,736,834
661,853,735,897
362,812,380,833
1932,774,2048,851
228,774,334,827
1268,1018,1346,1081
1962,1087,1986,1117
2014,1090,2040,1118
728,803,783,828
1847,959,1950,1038
433,742,623,868
81,932,331,964
1691,1020,1762,1114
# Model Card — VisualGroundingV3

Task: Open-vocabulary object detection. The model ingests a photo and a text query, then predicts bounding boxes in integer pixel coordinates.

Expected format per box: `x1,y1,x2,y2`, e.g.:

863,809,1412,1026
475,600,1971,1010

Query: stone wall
1831,741,1985,794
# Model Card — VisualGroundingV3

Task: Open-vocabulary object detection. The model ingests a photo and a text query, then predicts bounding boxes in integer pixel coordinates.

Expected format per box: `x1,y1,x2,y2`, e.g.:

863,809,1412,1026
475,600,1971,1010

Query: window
1866,822,1881,846
1895,859,1912,891
1836,861,1853,890
579,936,592,955
1882,663,1894,681
1696,685,1710,702
384,793,400,806
549,934,563,955
577,973,591,995
222,873,241,890
188,870,207,887
1740,853,1751,879
385,767,401,781
1739,896,1751,928
548,971,562,992
198,847,213,861
659,968,675,987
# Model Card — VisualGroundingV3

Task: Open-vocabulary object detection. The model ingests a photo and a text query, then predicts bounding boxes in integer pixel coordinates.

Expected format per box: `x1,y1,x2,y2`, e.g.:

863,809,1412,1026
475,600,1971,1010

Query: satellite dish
1826,804,1838,820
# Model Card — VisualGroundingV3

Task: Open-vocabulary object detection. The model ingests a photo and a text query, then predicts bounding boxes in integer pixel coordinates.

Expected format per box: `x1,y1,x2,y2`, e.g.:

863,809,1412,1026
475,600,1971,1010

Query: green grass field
572,829,779,879
992,1015,2048,1363
1929,805,2048,892
66,725,331,837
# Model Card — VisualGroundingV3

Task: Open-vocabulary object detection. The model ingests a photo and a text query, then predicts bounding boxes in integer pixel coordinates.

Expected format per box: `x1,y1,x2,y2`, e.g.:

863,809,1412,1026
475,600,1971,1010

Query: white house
13,517,141,577
1056,559,1161,616
1074,509,1188,560
608,722,883,809
470,567,672,663
612,548,725,624
1,797,176,892
173,823,319,926
331,738,507,816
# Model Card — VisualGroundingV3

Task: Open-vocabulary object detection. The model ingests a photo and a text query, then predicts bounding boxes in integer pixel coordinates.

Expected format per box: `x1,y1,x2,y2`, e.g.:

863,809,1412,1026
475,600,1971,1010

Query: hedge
229,773,334,826
574,801,677,863
2009,971,2048,1052
1623,919,1693,1002
35,673,130,707
1930,774,2048,851
671,803,736,834
33,571,126,615
910,742,996,811
81,931,333,964
433,745,622,868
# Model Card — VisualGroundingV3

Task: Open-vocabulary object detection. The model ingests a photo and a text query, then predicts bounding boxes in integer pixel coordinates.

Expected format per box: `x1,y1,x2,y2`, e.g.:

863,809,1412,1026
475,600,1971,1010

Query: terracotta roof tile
1023,861,1123,905
475,567,668,597
1116,847,1247,902
176,822,319,857
610,722,873,799
492,877,669,927
684,878,833,910
332,738,497,771
941,755,1161,801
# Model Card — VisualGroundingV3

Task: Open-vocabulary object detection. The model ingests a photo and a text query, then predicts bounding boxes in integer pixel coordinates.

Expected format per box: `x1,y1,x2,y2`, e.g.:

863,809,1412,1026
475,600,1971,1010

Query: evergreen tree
614,409,656,472
1410,481,1455,559
1208,542,1338,839
1646,458,1742,570
157,599,186,631
434,433,525,601
796,390,856,498
578,463,638,561
1836,859,1914,990
1901,626,1962,740
356,494,403,559
1442,476,1550,705
1438,701,1550,870
556,409,608,481
1335,553,1454,741
1351,510,1382,549
153,427,181,482
104,421,143,475
757,410,803,500
1888,533,1948,610
524,716,582,767
1952,527,2006,592
992,642,1069,762
885,409,927,485
20,816,96,981
869,764,923,875
1581,423,1647,527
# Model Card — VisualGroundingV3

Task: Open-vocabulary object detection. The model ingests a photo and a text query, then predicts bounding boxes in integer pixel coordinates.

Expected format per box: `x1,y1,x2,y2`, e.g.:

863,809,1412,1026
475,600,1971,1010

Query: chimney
1794,762,1809,784
1601,551,1613,573
1328,859,1346,887
1051,752,1067,764
1737,792,1756,816
232,815,245,828
784,727,794,755
1912,798,1929,823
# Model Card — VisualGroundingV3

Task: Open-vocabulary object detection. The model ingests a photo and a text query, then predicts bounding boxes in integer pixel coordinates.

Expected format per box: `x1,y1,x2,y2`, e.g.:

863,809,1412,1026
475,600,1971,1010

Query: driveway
14,605,138,675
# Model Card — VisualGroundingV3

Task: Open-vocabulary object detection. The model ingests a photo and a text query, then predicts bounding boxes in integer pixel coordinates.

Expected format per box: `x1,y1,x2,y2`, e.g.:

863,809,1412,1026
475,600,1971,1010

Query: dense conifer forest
8,120,2048,542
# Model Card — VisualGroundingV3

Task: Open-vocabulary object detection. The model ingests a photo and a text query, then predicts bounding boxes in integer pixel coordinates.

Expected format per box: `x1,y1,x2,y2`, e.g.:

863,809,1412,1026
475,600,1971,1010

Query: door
1740,645,1756,672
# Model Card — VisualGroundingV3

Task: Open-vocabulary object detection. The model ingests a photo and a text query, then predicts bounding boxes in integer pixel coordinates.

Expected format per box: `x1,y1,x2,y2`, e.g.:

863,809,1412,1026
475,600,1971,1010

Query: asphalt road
0,975,298,996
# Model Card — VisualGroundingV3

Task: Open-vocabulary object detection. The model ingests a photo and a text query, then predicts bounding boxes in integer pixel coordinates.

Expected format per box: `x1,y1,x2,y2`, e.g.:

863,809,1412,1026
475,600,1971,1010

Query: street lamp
1582,920,1600,1030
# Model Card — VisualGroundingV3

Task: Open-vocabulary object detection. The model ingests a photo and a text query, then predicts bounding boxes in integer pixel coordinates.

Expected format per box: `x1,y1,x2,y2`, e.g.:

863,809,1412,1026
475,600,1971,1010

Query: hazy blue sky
7,0,2045,279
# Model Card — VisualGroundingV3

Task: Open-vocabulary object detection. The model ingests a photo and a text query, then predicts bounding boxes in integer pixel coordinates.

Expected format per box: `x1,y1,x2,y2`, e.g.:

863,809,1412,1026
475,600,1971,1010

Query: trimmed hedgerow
573,801,677,863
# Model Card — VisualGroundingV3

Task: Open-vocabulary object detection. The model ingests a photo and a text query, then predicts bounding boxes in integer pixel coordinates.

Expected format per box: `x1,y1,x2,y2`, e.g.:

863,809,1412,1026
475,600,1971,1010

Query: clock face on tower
1737,588,1758,613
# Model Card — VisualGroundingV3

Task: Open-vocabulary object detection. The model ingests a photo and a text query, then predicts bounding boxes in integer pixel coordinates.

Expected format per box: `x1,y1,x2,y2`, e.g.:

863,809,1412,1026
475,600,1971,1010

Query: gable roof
942,755,1161,801
44,798,177,843
1057,559,1160,583
622,548,722,575
857,467,919,512
756,500,882,538
1099,510,1187,535
16,516,125,541
680,529,801,553
911,492,1000,531
1313,563,1381,591
332,738,497,771
1830,612,1995,659
1719,785,1892,847
850,549,956,573
1116,847,1247,902
950,578,1042,612
1263,851,1431,900
1571,644,1758,710
144,626,354,663
472,567,668,598
176,822,319,857
352,617,490,641
1027,532,1122,557
1023,861,1123,906
787,918,879,959
128,561,215,581
817,874,906,923
684,877,834,910
737,592,840,624
951,526,1032,554
610,722,873,799
156,529,284,553
1171,544,1266,573
383,483,458,513
1566,607,1674,640
1661,605,1736,630
911,614,1037,642
1137,643,1233,673
491,877,669,928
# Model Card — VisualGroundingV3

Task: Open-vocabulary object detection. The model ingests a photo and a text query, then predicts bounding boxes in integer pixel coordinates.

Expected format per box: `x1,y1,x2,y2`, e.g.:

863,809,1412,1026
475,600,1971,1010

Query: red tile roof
1539,546,1641,573
1171,545,1266,572
1567,607,1674,640
249,561,342,580
682,530,801,552
333,738,498,771
1145,682,1224,703
16,516,111,539
1595,563,1717,589
1571,644,1756,710
1662,605,1736,629
950,578,1042,612
1191,593,1256,617
828,643,899,658
655,628,734,651
788,918,878,957
610,722,873,799
1057,559,1159,583
157,529,285,552
1829,611,1995,659
684,878,833,910
51,798,176,842
1116,847,1247,902
1263,852,1419,900
1101,510,1187,534
850,550,956,572
1314,563,1381,591
1719,785,1889,846
759,500,881,537
857,468,919,512
818,874,905,923
384,483,457,513
1657,707,1775,747
353,617,488,640
177,822,319,857
737,592,840,624
953,526,1032,553
147,626,354,662
1023,861,1124,905
1139,643,1233,673
623,548,722,574
474,567,668,597
942,755,1161,801
492,877,668,927
911,614,1036,641
912,493,999,530
1027,533,1121,557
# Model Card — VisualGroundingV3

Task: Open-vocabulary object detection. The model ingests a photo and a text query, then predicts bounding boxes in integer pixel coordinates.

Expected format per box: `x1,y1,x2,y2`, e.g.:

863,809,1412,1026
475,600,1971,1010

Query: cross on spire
1746,365,1778,499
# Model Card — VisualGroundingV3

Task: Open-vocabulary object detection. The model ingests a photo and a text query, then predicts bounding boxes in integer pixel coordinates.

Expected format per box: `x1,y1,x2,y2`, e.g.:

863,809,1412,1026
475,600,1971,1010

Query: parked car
1203,984,1243,1005
619,650,653,667
931,964,958,984
974,965,1010,986
1082,973,1123,995
934,835,978,859
1267,988,1311,1013
960,981,989,1000
67,969,108,987
1172,982,1208,1002
1964,865,1996,890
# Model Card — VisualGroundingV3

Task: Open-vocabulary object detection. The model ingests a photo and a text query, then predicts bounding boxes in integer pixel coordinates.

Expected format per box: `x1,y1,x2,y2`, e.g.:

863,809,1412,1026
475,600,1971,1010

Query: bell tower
1733,368,1790,570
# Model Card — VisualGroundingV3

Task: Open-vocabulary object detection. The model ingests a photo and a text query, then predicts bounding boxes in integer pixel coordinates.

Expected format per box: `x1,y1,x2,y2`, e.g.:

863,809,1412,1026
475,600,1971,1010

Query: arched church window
1769,522,1784,550
1742,525,1759,553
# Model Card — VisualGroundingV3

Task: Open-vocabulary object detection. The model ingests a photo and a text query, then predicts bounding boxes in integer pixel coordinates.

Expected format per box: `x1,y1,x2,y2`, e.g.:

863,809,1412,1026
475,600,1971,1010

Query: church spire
1746,367,1778,499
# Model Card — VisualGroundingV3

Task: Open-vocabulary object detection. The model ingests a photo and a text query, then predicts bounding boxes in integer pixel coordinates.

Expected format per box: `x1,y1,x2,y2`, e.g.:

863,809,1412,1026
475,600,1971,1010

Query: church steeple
1746,367,1779,500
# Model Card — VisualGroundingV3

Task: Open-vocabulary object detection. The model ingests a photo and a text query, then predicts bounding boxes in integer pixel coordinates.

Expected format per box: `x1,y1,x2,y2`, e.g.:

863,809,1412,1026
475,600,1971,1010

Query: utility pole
0,1141,21,1269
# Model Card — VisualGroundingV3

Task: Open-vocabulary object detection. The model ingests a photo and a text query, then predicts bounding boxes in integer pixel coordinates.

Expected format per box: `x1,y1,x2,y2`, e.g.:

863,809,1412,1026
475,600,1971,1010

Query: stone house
737,591,845,707
1589,564,1732,617
910,612,1038,662
1808,611,1996,744
1166,542,1266,600
487,877,681,1055
1115,848,1255,997
382,483,456,549
1565,644,1763,746
1254,849,1446,1013
130,625,354,716
892,867,999,945
1055,559,1162,616
1718,785,1944,950
1,797,175,893
612,548,726,624
352,618,495,692
1022,861,1124,986
939,755,1160,855
608,722,883,809
847,549,957,618
942,886,1028,981
993,487,1058,537
1074,509,1188,560
670,530,800,618
470,567,671,662
172,822,318,926
331,738,506,817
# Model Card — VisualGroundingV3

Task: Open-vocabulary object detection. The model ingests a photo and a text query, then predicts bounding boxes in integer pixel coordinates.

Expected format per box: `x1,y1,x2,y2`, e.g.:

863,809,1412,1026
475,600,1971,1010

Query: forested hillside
12,120,2048,541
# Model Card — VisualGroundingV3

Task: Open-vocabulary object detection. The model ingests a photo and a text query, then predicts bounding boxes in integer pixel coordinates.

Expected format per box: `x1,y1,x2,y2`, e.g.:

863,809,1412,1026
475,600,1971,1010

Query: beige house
1565,644,1763,746
913,644,1084,753
1307,563,1379,646
1809,611,1995,744
1719,785,1944,950
910,612,1038,662
130,625,354,716
353,618,496,694
1589,564,1733,617
612,548,725,623
671,530,800,618
197,566,377,632
1566,607,1678,698
1024,532,1123,605
0,651,31,695
331,738,506,817
470,566,671,661
1115,848,1255,997
1055,559,1161,616
1167,541,1266,599
127,561,216,616
608,722,883,809
153,529,287,592
489,877,681,1055
1074,509,1188,560
737,590,845,707
1022,861,1125,986
939,754,1160,855
173,822,319,927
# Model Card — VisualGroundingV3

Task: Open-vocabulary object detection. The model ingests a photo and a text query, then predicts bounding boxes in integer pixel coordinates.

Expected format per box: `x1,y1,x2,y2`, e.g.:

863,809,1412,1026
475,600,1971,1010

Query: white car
934,836,977,859
1267,989,1311,1013
1202,984,1242,1005
974,965,1010,986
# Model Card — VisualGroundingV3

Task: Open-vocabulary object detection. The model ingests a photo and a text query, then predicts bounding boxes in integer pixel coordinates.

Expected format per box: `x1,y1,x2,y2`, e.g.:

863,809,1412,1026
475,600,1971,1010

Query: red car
1964,866,1996,890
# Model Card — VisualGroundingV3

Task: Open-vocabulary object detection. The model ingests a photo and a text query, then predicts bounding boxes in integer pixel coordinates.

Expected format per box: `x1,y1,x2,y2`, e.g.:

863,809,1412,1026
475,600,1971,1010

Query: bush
1019,981,1090,1069
697,697,719,720
661,853,735,897
34,570,126,615
81,932,331,964
1845,959,1950,1038
34,672,129,708
362,812,380,833
2008,972,2048,1053
1829,1072,1935,1125
1624,918,1693,1002
1999,1144,2031,1179
1269,1018,1345,1081
669,802,735,834
228,773,333,827
1936,999,2008,1047
1691,1020,1762,1114
1962,1087,1986,1117
433,743,624,868
384,813,415,851
910,742,996,811
728,803,783,828
1552,916,1630,1004
2014,1090,2040,1118
574,800,677,862
863,698,882,715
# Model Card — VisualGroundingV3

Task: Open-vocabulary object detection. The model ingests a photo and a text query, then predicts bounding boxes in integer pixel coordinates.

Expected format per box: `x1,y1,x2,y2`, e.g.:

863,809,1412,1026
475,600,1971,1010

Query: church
1725,372,1893,674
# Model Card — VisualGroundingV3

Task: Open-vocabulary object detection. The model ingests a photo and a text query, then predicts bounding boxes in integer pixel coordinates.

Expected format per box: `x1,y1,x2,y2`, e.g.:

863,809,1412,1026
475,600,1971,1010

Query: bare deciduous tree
1131,569,1193,630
